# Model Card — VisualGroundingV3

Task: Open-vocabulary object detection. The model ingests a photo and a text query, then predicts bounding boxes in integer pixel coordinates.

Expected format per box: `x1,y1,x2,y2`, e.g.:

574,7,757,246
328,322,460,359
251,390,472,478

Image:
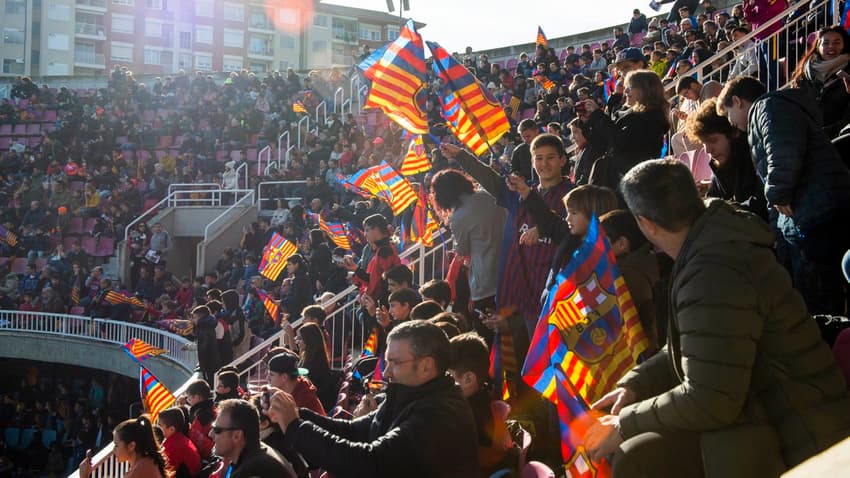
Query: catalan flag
537,26,549,47
507,96,521,120
323,220,352,250
139,366,175,422
409,184,439,247
105,290,145,308
123,338,167,363
0,225,18,247
257,289,279,325
522,215,646,474
400,134,431,176
70,285,80,305
489,332,511,401
259,233,298,281
358,19,429,134
362,328,379,357
346,162,418,215
428,41,510,157
534,73,556,91
293,101,308,114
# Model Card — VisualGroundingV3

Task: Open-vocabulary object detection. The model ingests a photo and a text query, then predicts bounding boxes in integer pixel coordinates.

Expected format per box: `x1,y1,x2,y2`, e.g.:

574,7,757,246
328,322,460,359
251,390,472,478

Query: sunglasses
212,426,239,434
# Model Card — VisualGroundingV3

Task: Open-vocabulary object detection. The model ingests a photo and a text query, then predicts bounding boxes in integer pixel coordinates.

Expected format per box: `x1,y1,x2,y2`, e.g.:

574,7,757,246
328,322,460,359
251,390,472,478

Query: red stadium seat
0,137,10,150
70,306,85,315
25,124,40,135
94,237,116,257
43,110,57,122
0,124,11,135
81,235,98,255
247,148,258,162
142,110,155,122
34,258,46,272
158,136,173,148
507,58,518,70
17,99,28,109
63,236,79,250
10,258,28,274
13,124,26,135
68,216,84,234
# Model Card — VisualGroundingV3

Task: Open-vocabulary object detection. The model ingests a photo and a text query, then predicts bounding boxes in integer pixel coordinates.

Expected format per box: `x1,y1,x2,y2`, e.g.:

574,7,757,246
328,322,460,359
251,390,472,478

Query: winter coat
706,135,768,221
795,60,850,139
282,375,479,477
221,289,252,359
746,88,850,240
195,315,221,374
188,399,217,460
587,107,668,182
618,200,850,475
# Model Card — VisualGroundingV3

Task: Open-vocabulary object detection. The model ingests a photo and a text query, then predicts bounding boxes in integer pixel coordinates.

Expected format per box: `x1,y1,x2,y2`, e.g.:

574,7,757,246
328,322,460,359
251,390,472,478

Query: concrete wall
196,205,257,276
0,332,191,392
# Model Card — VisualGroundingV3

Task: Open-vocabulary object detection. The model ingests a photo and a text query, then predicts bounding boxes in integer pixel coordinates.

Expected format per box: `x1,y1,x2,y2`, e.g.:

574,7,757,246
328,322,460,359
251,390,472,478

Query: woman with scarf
792,26,850,139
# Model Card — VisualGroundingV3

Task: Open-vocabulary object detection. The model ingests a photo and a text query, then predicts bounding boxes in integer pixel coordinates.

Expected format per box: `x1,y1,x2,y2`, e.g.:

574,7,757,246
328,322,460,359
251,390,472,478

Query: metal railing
315,101,327,129
0,311,197,372
75,22,106,37
235,161,249,189
203,189,255,241
256,180,308,213
666,0,831,94
333,87,344,113
297,115,309,149
277,130,290,164
257,145,272,176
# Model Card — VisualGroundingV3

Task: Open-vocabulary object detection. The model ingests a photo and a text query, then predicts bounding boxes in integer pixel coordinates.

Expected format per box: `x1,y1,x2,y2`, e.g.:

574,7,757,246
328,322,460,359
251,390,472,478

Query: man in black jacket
212,399,295,478
268,320,479,477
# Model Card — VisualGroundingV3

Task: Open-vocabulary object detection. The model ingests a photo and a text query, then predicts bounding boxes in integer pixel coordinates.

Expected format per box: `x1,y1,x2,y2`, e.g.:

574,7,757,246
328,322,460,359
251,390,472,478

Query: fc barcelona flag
123,338,167,363
345,162,418,215
139,366,175,422
358,19,429,134
537,26,549,47
259,233,298,281
362,328,379,357
258,289,280,325
400,134,431,176
428,41,510,157
0,225,17,247
293,101,308,114
104,290,145,308
522,215,647,474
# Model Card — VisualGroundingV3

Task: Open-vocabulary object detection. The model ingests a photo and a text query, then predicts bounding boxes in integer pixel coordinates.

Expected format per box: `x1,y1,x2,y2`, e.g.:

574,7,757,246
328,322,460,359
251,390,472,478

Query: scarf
806,53,850,84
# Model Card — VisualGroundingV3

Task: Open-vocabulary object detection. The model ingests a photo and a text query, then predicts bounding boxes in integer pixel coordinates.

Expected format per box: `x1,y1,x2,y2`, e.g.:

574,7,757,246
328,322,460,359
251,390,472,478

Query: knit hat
615,47,645,66
268,352,308,377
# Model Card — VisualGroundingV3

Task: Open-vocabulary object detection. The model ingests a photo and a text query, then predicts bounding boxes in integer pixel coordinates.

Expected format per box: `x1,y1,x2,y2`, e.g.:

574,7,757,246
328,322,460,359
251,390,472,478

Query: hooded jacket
618,200,850,474
221,289,252,358
747,88,850,240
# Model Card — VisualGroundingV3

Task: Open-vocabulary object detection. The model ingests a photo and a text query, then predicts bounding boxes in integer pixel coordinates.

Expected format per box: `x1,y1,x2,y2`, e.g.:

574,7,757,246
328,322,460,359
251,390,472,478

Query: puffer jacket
747,88,850,240
796,58,850,139
618,200,850,474
282,375,479,477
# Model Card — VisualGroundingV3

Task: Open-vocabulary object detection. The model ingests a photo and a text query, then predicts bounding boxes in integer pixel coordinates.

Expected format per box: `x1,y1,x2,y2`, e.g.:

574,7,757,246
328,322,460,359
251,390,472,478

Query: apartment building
0,0,411,77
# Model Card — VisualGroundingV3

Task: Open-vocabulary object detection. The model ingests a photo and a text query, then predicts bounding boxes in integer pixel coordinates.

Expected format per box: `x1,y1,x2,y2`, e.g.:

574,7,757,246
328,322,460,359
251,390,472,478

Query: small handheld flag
139,366,175,422
259,233,298,281
537,26,549,47
258,289,280,325
123,338,167,363
293,101,308,114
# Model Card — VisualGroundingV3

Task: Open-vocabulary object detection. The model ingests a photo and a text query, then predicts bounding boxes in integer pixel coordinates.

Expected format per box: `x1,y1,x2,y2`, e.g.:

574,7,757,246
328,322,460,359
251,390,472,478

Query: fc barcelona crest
551,273,624,364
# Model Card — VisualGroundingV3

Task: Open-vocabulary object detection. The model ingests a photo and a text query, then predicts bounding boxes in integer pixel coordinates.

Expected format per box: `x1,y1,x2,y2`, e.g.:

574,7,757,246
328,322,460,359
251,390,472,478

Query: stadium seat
81,235,98,255
154,150,166,160
142,110,155,122
83,217,97,232
13,124,26,135
68,216,84,234
230,150,241,162
70,306,85,315
247,148,258,162
158,136,174,148
559,49,568,61
137,150,150,162
122,150,135,162
0,257,9,269
691,147,713,183
34,258,46,272
4,428,20,449
94,237,116,257
43,109,57,122
28,137,40,147
0,137,10,150
0,124,12,135
63,236,79,250
26,123,40,135
143,198,158,211
42,122,55,132
10,258,28,274
41,429,57,448
630,31,647,47
216,150,228,161
18,428,34,449
17,99,28,109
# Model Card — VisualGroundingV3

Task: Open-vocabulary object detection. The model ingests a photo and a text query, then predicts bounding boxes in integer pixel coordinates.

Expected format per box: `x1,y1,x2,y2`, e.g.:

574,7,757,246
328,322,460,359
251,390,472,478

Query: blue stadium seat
42,429,57,448
4,427,20,449
18,427,34,449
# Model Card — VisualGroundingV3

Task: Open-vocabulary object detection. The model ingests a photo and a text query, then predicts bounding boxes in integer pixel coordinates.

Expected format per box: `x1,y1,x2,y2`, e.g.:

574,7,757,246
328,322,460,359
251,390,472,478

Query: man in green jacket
585,159,850,478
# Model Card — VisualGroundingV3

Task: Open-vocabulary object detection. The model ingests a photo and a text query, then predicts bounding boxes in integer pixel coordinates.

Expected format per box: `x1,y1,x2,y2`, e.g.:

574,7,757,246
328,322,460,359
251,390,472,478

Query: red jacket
291,377,326,416
162,432,201,477
743,0,786,40
188,400,217,460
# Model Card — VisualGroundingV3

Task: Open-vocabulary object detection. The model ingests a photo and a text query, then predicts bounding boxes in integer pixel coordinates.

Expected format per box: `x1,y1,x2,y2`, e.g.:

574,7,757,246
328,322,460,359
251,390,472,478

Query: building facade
0,0,407,77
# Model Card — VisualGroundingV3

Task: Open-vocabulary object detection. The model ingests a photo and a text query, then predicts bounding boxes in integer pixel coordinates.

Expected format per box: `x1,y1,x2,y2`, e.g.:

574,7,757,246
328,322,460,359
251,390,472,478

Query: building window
3,28,25,45
110,43,133,62
47,33,70,50
111,14,134,34
194,53,212,71
249,36,272,55
249,9,271,29
223,55,243,72
279,35,294,49
2,58,25,74
312,40,327,52
278,8,296,24
143,49,161,65
47,4,71,21
359,27,381,41
178,52,191,68
5,0,26,14
144,19,162,37
249,61,268,73
145,0,163,9
195,0,213,17
179,31,191,49
223,2,244,21
223,29,243,48
194,26,213,44
313,14,327,27
112,0,133,5
387,28,399,41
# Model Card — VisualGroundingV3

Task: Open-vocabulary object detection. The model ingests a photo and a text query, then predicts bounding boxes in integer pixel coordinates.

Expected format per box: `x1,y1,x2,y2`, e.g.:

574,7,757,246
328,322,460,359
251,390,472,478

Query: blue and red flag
489,332,511,401
123,338,167,363
257,289,280,325
139,366,175,422
427,41,511,157
362,328,379,357
358,19,428,134
400,133,431,176
522,215,648,475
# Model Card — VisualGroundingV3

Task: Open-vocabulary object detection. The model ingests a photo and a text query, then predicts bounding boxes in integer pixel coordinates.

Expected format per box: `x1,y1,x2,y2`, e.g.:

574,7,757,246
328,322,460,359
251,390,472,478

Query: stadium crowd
3,0,850,476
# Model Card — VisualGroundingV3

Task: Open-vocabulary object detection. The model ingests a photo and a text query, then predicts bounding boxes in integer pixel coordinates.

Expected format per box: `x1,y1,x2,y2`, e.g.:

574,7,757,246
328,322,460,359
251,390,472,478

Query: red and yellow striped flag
139,366,175,422
258,290,280,325
534,74,556,91
293,101,307,114
537,26,549,47
259,233,298,281
362,328,379,357
400,134,431,176
105,290,145,308
123,338,167,363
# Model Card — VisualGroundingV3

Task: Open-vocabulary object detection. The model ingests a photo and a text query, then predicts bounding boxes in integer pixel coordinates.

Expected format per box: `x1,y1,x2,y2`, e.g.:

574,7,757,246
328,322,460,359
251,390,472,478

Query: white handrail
285,145,296,168
316,101,327,128
257,145,272,176
277,130,290,163
235,161,249,189
256,180,308,212
341,99,352,119
203,189,255,241
333,87,344,114
356,85,368,114
167,183,221,196
297,115,310,149
0,311,197,371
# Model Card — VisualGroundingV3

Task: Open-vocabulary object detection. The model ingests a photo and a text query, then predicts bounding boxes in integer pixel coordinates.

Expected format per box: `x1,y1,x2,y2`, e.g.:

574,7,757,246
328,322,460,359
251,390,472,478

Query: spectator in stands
791,26,850,138
629,9,649,34
215,370,243,403
430,168,507,318
221,289,252,359
79,416,167,478
718,76,850,316
728,27,760,78
568,118,602,185
182,379,216,461
211,399,295,478
509,119,542,182
280,254,313,321
191,305,221,384
157,407,202,478
344,214,400,303
148,222,171,266
419,279,452,311
613,27,631,50
267,352,325,416
581,70,669,189
268,320,479,477
296,322,339,413
684,98,767,219
448,332,516,476
587,158,850,477
613,48,648,76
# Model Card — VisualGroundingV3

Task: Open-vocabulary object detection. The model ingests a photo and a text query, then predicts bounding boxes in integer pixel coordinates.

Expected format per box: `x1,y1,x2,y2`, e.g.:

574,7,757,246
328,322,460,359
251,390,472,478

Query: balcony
75,0,106,11
332,30,358,44
75,21,106,39
248,47,274,59
248,19,274,32
74,50,105,67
